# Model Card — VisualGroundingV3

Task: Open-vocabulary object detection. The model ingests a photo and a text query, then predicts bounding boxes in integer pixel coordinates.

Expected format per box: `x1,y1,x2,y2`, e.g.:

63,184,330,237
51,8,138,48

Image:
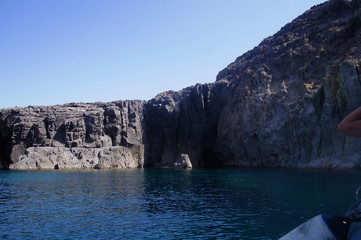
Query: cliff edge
1,0,361,169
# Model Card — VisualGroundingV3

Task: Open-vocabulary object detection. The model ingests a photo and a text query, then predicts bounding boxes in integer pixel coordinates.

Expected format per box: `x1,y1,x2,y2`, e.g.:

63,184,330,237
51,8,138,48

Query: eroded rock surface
143,81,230,168
215,0,361,168
0,101,145,169
1,0,361,169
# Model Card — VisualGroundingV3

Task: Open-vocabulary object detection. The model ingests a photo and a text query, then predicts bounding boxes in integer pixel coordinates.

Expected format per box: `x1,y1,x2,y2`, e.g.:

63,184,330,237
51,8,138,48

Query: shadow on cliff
0,128,12,169
142,81,230,168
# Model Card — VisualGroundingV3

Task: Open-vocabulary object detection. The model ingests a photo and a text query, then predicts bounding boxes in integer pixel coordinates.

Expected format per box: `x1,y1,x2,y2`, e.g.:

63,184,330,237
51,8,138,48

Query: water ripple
0,168,361,239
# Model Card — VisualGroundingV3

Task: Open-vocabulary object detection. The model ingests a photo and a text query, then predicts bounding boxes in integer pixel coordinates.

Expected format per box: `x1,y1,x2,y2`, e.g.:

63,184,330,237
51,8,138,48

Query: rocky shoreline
2,0,361,169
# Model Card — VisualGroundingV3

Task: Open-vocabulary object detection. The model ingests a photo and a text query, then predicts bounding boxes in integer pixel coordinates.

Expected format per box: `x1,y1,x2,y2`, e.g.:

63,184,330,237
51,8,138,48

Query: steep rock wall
144,80,230,168
215,0,361,168
1,0,361,169
0,101,145,169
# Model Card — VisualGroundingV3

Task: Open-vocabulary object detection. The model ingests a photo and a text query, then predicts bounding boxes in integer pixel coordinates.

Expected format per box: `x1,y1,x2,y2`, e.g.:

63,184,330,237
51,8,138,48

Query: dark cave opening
202,148,224,168
0,129,12,169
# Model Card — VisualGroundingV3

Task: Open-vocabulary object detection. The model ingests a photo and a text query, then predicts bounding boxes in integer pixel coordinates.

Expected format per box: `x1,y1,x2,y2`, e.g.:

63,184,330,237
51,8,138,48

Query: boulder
174,154,193,169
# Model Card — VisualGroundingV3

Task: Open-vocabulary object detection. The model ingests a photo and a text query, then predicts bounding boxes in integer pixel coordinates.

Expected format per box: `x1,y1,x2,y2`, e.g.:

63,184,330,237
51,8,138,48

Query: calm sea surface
1,168,361,239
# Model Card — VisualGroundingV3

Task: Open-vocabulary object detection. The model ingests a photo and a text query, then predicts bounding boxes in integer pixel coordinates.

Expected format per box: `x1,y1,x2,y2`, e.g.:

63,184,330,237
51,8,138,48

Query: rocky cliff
1,0,361,169
0,101,145,169
216,0,361,168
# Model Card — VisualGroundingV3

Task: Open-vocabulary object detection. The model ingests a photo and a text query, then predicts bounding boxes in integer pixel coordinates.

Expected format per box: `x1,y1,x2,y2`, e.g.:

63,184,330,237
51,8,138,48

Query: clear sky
0,0,326,109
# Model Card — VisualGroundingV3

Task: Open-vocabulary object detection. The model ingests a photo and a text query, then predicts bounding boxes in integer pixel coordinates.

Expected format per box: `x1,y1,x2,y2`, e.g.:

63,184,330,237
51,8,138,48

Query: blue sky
0,0,326,109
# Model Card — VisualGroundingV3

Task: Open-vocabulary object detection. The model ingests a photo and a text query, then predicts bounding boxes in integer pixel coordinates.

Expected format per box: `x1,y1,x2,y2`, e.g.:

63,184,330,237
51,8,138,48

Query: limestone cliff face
1,0,361,169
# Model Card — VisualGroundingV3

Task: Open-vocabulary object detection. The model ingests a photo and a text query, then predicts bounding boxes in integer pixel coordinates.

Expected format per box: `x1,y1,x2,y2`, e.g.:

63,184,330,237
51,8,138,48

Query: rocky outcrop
215,0,361,168
1,0,361,169
10,146,142,169
0,101,145,169
174,154,193,169
143,80,230,168
0,79,230,169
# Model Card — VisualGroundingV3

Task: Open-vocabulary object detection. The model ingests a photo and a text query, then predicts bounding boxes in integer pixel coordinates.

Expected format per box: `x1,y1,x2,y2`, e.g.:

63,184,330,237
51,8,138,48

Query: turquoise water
1,168,361,239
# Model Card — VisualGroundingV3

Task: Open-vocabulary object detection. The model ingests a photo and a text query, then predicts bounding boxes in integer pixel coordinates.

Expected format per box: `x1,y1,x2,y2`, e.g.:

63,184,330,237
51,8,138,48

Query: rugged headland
1,0,361,169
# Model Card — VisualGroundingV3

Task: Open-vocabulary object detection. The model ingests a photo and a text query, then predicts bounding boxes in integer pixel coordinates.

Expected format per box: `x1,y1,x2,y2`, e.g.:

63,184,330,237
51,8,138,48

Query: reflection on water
0,168,361,239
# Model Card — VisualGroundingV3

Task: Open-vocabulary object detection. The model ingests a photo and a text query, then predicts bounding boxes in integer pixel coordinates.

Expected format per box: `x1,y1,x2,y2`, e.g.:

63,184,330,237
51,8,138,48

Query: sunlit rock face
1,0,361,169
215,0,361,168
0,101,146,169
